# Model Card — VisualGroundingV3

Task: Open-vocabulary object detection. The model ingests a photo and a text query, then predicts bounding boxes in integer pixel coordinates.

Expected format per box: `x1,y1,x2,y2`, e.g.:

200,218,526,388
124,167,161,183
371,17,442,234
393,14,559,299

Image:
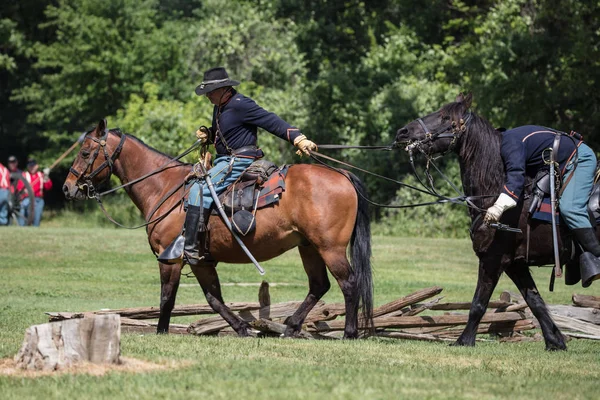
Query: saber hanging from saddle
194,158,266,275
546,139,562,281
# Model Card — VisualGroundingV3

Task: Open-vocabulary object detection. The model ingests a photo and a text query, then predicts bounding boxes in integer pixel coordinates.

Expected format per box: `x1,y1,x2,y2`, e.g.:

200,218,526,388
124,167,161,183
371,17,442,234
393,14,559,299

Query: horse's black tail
348,172,374,332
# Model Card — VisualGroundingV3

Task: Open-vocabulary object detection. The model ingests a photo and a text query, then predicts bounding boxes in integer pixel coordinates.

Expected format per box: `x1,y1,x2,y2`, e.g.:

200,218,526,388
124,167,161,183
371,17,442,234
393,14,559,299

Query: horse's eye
81,151,90,159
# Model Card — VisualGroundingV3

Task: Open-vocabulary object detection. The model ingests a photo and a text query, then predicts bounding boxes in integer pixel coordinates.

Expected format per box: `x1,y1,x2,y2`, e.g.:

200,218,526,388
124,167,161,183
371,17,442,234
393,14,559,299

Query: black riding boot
572,228,600,287
183,205,204,267
157,206,211,266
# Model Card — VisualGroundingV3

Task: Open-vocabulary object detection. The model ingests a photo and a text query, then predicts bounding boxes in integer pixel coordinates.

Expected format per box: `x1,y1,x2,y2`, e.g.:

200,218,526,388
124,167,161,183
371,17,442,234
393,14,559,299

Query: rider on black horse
158,67,318,266
484,125,600,286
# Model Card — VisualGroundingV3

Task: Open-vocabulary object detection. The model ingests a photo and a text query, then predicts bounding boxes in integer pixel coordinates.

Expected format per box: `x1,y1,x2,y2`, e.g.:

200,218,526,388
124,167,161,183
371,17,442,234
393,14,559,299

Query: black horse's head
395,93,473,155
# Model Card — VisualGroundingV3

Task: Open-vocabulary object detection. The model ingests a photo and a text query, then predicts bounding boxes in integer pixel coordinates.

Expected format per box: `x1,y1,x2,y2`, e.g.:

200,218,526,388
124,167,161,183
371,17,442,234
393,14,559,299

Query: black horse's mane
441,102,504,199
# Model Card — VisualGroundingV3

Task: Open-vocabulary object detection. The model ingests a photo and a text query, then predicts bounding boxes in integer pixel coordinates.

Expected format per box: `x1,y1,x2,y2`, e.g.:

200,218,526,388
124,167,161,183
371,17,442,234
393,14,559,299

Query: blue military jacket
501,125,582,200
210,91,301,158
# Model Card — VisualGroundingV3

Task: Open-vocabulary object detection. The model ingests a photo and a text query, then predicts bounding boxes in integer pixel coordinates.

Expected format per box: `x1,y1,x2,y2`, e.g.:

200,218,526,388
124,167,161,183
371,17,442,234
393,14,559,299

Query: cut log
250,319,315,339
46,302,261,321
547,305,600,325
188,301,312,335
551,314,600,336
120,318,189,335
427,300,511,311
305,303,346,322
401,297,444,317
15,315,121,371
309,311,525,332
372,286,443,318
374,331,448,342
562,332,600,340
572,294,600,309
439,319,535,336
503,302,529,312
258,281,271,320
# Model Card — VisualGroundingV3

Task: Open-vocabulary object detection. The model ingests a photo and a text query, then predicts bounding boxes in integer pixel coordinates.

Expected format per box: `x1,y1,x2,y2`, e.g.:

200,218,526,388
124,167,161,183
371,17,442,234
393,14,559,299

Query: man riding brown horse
158,67,318,266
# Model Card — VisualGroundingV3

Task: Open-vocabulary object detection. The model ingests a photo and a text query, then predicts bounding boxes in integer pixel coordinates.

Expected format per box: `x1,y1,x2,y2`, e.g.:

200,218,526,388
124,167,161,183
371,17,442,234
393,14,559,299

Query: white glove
484,193,517,224
43,167,50,176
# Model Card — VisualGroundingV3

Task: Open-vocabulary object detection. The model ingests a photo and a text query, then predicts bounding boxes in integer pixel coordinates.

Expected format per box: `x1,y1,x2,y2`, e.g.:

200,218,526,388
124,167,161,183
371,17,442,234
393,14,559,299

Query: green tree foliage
2,0,600,234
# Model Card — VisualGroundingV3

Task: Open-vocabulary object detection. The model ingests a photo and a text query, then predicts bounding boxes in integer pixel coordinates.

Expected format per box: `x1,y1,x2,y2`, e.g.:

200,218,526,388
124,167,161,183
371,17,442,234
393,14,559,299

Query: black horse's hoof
545,343,567,351
450,340,475,347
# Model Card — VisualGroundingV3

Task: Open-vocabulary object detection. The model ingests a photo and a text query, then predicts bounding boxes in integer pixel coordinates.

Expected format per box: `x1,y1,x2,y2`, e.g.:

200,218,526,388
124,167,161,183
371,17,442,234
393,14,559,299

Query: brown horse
63,120,373,338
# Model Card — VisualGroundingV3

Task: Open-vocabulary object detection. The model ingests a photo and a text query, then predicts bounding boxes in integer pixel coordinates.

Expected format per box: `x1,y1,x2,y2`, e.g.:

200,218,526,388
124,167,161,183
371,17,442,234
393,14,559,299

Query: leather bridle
69,128,126,198
406,111,472,155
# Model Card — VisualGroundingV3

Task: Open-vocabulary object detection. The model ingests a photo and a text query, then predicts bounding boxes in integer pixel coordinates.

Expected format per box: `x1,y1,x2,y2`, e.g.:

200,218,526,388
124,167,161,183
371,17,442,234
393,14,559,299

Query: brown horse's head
394,93,473,156
63,119,120,200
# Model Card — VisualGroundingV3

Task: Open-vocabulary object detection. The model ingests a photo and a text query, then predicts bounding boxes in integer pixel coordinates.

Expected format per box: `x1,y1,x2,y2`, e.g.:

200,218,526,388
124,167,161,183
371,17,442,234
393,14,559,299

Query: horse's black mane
440,102,504,199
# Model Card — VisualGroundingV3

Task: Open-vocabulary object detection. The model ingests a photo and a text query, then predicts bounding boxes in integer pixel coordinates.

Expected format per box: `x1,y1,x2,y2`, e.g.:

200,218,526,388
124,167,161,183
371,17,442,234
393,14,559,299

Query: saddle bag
527,168,562,218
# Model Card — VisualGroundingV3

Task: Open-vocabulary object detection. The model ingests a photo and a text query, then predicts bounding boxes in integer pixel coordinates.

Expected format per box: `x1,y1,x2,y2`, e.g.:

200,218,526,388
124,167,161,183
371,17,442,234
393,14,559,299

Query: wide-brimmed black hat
195,67,240,96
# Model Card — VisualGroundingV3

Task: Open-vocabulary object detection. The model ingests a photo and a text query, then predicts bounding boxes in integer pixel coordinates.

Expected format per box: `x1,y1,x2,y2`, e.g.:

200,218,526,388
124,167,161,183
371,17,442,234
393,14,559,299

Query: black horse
394,93,600,351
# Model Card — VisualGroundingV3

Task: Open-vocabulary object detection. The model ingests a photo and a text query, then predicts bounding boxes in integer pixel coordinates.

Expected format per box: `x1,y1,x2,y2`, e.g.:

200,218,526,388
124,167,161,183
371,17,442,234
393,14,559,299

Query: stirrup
157,235,185,264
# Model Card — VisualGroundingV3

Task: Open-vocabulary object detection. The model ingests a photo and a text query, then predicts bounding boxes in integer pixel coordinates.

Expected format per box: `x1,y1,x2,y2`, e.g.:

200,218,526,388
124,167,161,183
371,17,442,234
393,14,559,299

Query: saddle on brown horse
215,160,289,236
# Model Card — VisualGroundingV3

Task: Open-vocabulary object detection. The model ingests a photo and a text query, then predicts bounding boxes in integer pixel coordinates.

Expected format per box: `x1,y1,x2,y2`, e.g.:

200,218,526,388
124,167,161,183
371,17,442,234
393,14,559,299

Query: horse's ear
455,93,465,103
464,92,473,109
93,119,107,137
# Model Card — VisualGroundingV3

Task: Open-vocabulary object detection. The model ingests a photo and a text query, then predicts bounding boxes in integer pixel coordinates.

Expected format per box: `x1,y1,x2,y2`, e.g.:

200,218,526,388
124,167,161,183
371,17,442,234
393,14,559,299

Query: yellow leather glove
196,126,210,144
293,134,318,156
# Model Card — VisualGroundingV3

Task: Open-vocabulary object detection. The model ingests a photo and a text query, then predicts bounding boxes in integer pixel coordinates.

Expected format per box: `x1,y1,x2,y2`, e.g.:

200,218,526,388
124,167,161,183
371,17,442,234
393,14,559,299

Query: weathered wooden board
310,312,525,332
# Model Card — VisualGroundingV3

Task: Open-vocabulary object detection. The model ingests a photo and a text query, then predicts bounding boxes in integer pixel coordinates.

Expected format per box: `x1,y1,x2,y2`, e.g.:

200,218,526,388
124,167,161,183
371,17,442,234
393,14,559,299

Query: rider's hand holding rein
196,126,211,144
294,134,318,156
484,193,517,224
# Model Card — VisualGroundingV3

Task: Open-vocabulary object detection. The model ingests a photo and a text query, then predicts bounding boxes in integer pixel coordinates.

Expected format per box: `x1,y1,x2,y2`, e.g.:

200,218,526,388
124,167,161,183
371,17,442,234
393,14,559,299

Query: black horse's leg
191,262,250,336
504,264,566,350
453,258,504,346
283,245,331,337
322,249,359,339
157,261,183,334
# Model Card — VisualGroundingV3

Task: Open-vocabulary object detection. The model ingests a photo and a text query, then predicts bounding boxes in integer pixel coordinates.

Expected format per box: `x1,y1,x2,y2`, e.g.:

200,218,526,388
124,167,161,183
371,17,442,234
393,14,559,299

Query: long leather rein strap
95,180,189,231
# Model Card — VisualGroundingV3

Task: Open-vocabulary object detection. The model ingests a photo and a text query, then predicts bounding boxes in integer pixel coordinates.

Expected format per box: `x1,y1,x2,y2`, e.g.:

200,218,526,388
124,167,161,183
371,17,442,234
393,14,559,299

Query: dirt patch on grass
0,357,191,378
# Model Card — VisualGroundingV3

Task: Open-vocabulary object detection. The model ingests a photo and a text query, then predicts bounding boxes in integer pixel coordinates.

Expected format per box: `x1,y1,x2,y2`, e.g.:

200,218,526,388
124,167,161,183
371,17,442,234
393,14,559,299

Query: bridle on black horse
398,110,494,212
405,111,472,155
69,127,127,199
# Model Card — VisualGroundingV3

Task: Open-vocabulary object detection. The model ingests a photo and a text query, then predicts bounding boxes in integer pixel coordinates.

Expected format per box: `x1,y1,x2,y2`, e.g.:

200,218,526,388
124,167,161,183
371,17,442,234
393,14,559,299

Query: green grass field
0,227,598,399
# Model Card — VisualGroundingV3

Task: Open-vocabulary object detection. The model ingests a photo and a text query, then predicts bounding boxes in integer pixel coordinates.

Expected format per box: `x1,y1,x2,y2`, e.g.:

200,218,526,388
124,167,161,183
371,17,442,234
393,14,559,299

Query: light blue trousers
19,197,45,227
188,156,254,209
560,143,597,229
0,189,8,225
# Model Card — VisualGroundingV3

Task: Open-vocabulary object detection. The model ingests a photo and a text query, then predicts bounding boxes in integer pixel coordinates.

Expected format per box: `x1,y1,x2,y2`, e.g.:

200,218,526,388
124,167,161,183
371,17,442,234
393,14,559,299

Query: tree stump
15,314,121,371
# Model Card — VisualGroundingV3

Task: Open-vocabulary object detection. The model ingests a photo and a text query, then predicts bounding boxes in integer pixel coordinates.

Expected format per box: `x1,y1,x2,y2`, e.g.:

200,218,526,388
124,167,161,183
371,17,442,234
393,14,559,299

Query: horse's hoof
545,343,567,351
450,340,475,347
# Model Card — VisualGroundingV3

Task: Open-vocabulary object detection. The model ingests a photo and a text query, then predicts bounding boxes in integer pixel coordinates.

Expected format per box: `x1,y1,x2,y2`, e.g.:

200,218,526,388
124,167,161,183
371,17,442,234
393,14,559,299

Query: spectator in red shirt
0,163,10,226
18,159,52,227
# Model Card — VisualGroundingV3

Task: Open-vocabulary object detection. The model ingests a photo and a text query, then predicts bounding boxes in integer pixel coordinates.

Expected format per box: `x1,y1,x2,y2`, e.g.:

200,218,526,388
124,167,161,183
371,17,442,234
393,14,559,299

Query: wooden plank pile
45,283,600,342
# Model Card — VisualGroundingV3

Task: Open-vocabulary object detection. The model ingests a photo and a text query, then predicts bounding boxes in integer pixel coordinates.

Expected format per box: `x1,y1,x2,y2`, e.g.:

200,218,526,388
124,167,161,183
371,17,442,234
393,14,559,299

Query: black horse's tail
348,172,374,331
